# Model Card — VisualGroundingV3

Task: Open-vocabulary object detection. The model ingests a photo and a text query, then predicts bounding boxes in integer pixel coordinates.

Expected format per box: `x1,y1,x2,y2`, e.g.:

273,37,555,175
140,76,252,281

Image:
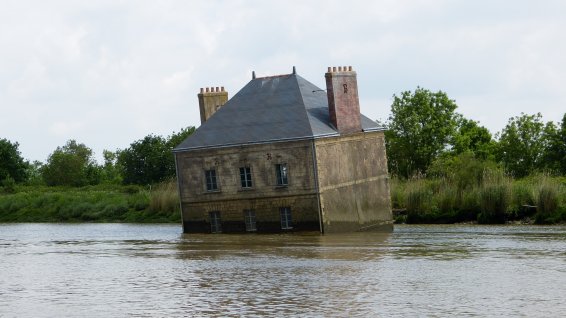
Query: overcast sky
1,0,565,163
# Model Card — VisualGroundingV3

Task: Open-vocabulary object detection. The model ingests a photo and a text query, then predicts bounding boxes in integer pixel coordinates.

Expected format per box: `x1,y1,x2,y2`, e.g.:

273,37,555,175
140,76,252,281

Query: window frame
204,169,219,192
209,211,222,233
243,209,257,232
280,207,292,230
275,163,289,186
239,166,253,189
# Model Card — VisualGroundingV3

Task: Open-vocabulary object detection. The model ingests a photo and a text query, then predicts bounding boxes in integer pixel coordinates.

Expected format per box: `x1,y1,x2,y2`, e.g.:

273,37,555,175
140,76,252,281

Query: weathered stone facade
314,131,391,232
174,66,392,234
175,140,321,233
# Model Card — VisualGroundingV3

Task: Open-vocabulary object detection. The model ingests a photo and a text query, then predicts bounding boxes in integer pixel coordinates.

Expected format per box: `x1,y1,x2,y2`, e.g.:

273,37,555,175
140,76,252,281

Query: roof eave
173,133,341,153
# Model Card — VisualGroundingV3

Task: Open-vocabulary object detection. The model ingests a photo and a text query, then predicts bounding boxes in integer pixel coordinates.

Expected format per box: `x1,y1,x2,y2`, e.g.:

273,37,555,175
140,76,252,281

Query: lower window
243,210,257,232
280,207,292,230
209,211,222,233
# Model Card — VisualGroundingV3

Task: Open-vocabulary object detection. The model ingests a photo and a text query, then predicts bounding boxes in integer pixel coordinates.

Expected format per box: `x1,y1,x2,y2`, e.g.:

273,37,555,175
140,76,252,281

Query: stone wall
176,140,321,233
314,131,393,232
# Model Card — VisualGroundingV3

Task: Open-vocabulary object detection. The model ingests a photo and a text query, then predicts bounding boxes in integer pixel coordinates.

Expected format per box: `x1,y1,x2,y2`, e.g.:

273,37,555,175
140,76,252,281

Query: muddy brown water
1,224,565,317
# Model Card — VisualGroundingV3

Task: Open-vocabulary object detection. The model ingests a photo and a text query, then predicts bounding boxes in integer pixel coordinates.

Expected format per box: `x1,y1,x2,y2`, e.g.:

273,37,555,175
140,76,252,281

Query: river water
1,224,565,317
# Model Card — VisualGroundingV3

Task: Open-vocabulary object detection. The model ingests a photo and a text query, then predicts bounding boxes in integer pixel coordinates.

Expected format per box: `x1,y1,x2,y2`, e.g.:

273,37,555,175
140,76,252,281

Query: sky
1,0,565,163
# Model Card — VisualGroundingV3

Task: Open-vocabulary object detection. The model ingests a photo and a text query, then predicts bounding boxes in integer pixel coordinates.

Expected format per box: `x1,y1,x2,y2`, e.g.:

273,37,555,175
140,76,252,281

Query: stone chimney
325,66,362,134
198,86,228,124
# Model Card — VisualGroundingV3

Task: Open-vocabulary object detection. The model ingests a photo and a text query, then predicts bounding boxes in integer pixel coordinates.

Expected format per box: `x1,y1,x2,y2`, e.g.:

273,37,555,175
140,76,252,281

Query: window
239,167,253,188
209,211,222,233
275,163,288,186
280,207,292,230
243,210,257,232
205,169,218,191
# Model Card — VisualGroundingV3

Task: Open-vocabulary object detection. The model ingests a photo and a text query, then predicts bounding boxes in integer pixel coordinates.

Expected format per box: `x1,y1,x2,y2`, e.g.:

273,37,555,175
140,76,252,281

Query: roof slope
174,73,380,151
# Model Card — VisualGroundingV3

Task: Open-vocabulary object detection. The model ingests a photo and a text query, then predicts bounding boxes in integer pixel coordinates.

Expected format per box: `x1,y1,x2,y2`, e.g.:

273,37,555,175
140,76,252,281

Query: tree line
1,87,565,192
383,87,565,179
0,127,195,191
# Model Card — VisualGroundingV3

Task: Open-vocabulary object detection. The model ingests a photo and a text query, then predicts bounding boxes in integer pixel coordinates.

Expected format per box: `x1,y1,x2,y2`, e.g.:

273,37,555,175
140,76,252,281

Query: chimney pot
327,67,331,72
200,88,204,93
252,71,256,79
348,66,352,71
221,86,225,92
332,66,337,72
338,66,342,71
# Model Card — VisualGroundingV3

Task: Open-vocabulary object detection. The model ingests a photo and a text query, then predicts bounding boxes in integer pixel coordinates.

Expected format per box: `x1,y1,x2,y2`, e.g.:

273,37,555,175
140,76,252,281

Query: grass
0,181,181,223
392,173,566,224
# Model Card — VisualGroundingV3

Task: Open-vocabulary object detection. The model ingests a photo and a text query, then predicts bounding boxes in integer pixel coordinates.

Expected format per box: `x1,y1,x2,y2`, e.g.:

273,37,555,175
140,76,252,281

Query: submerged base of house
180,194,393,234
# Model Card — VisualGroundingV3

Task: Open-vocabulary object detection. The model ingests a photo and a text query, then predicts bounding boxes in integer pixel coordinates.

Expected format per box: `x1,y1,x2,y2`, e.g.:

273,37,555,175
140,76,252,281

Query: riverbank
0,181,179,223
391,175,566,225
2,176,565,225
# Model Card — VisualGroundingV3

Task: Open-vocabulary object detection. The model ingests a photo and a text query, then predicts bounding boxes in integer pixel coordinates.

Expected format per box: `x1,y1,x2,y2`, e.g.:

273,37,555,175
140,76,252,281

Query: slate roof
174,73,382,152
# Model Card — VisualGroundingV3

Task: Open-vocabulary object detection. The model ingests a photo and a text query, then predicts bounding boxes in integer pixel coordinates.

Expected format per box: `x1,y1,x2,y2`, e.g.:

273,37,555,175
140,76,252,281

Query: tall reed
477,169,510,224
537,177,559,215
149,178,180,214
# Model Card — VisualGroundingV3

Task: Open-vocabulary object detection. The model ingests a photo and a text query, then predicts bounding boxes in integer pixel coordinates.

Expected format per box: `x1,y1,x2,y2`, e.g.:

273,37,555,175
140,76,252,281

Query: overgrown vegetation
383,88,565,224
392,171,566,225
0,181,181,223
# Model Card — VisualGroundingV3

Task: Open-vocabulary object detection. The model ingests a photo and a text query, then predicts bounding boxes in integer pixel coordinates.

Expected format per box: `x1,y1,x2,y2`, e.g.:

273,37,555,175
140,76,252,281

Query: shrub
1,176,16,194
390,178,405,209
405,180,434,223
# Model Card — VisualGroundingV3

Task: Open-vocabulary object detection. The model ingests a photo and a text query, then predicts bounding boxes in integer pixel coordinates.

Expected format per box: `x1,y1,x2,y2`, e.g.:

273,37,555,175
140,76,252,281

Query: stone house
173,66,392,233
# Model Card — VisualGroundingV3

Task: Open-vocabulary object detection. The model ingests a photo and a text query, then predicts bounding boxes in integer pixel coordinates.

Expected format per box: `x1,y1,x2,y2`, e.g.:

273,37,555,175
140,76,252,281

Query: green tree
0,138,28,183
542,113,566,174
100,150,122,184
118,127,194,185
118,135,172,185
25,160,44,186
496,113,549,178
385,87,459,178
166,126,196,149
42,140,101,186
452,118,495,160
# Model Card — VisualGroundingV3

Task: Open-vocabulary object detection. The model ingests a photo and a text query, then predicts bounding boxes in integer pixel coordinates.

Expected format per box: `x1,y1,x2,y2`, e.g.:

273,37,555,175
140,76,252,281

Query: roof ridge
254,73,293,80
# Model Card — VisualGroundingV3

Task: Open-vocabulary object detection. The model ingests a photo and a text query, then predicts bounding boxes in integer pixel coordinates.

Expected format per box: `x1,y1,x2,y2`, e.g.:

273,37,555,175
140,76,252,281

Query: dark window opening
209,211,222,233
244,210,257,232
275,163,288,186
205,169,218,191
280,207,292,230
239,167,253,188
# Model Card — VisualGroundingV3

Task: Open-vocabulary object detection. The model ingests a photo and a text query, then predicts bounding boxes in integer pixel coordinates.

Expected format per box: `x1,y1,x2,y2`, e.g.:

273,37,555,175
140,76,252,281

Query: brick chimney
198,86,228,124
325,66,362,134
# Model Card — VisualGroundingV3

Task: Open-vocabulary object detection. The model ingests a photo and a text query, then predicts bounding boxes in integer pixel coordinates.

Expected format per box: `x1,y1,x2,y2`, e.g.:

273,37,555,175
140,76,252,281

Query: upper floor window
275,163,288,186
205,169,218,191
239,167,253,188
